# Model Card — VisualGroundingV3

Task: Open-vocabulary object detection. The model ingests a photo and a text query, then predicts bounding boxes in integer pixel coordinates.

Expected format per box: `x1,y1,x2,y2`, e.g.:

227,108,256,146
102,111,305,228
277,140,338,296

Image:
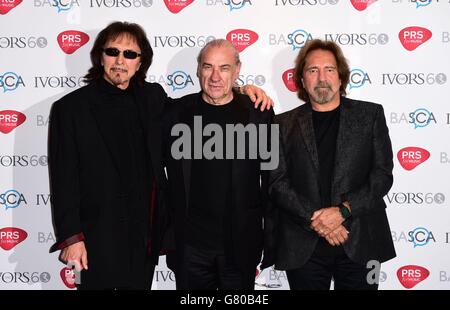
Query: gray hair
197,39,241,67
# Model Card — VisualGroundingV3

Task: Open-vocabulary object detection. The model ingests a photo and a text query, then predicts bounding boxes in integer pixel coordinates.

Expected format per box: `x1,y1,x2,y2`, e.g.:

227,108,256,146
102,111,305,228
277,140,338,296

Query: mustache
314,82,331,91
111,67,127,73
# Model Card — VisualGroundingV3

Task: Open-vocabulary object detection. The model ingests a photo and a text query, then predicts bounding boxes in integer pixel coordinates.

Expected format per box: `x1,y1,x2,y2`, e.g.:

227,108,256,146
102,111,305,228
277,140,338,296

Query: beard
310,82,338,104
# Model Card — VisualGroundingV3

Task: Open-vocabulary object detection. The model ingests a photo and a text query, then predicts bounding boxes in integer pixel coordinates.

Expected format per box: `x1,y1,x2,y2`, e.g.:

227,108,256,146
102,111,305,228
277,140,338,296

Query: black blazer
163,92,273,275
262,97,396,270
48,79,169,288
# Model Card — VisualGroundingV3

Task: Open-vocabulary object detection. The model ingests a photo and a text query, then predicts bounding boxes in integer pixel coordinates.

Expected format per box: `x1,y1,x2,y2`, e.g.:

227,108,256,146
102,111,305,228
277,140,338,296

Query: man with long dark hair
263,39,396,290
48,21,270,289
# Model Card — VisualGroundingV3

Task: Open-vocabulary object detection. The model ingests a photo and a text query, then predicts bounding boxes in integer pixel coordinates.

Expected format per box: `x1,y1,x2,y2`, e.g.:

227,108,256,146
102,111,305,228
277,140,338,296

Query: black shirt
187,97,239,252
312,105,340,209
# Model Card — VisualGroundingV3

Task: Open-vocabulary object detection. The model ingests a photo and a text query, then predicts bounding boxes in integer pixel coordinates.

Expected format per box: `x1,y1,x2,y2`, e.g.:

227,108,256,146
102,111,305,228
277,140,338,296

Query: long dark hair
294,39,350,102
84,21,153,86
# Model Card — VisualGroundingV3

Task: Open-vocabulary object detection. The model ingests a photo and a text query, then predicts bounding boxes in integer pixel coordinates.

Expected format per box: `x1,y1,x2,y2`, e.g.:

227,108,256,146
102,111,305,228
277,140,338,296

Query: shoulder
142,81,166,95
342,97,383,114
52,83,94,113
273,104,305,124
234,93,274,123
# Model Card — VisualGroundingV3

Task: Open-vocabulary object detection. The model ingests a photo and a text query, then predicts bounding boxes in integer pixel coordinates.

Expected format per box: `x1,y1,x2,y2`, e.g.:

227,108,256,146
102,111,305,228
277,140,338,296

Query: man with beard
262,39,396,290
48,22,271,289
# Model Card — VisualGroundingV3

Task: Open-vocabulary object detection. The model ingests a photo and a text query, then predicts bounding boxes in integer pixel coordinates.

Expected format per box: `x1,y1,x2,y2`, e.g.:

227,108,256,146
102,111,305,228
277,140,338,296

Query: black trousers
286,238,379,290
77,261,156,290
175,244,255,290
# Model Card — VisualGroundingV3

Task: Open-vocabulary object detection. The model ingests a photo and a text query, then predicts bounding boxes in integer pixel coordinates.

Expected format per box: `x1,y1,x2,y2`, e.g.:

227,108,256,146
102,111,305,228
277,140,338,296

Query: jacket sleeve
48,99,83,252
344,105,394,218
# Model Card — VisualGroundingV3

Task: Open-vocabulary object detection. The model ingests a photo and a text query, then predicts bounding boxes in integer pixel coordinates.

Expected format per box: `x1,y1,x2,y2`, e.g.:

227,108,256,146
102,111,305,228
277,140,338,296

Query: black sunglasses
103,47,141,59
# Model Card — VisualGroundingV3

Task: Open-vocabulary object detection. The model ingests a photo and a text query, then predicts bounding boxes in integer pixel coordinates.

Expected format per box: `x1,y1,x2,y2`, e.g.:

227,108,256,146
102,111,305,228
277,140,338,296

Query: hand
60,241,88,271
240,85,274,111
310,207,345,237
324,225,349,246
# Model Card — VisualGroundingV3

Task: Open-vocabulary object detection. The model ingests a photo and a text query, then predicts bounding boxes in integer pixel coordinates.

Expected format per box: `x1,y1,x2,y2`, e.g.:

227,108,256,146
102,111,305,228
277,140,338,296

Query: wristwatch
339,203,351,220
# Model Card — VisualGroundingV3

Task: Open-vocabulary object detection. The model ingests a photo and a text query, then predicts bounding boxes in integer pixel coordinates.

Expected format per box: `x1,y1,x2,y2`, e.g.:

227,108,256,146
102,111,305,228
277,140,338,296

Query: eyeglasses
103,47,141,59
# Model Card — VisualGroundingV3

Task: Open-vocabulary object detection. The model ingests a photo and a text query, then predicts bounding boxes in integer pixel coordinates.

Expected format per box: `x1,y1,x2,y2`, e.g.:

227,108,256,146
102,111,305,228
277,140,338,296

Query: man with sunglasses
48,21,272,290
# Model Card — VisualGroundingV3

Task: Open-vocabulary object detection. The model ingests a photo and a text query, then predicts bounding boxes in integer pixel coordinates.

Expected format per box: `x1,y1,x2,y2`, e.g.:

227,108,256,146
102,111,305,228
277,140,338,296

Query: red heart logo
282,68,297,92
350,0,377,11
164,0,194,14
0,110,26,134
226,29,258,53
399,26,432,51
397,147,430,171
397,265,429,289
60,267,77,289
0,0,22,15
0,227,27,251
57,30,90,55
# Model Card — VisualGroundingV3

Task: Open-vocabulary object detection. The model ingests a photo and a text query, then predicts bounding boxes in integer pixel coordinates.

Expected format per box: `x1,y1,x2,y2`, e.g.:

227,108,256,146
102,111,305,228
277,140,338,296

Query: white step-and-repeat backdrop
1,0,449,290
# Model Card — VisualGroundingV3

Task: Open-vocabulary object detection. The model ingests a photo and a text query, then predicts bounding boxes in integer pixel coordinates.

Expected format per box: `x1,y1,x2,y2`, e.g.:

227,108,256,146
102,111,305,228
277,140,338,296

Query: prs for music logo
0,0,22,15
399,26,432,51
57,30,90,55
0,110,26,134
397,147,430,171
226,29,258,53
350,0,377,11
164,0,194,14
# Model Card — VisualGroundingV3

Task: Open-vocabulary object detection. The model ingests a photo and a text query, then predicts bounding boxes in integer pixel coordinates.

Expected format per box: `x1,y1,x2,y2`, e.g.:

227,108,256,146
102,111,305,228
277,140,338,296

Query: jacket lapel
297,104,320,172
180,94,201,210
331,97,356,203
88,89,122,178
132,85,166,188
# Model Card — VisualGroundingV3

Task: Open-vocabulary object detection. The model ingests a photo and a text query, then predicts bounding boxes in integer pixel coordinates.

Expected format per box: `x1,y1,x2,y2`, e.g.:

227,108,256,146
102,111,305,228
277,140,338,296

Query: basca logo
441,152,450,165
34,0,80,13
151,35,215,48
226,29,258,52
392,227,435,248
389,108,436,129
324,33,389,46
0,0,22,15
60,267,77,289
386,192,445,205
0,110,26,134
397,147,430,171
38,232,55,244
0,189,27,210
164,0,194,14
0,155,48,167
206,0,253,11
0,271,51,284
397,265,429,289
282,68,297,92
36,114,49,127
34,76,85,88
412,0,432,9
399,26,432,51
57,30,89,55
274,0,339,6
255,267,284,288
382,72,446,86
0,36,48,49
235,74,266,87
0,227,27,250
89,0,153,7
148,70,194,91
269,29,313,50
350,0,377,11
0,72,25,93
439,271,450,282
348,69,371,90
